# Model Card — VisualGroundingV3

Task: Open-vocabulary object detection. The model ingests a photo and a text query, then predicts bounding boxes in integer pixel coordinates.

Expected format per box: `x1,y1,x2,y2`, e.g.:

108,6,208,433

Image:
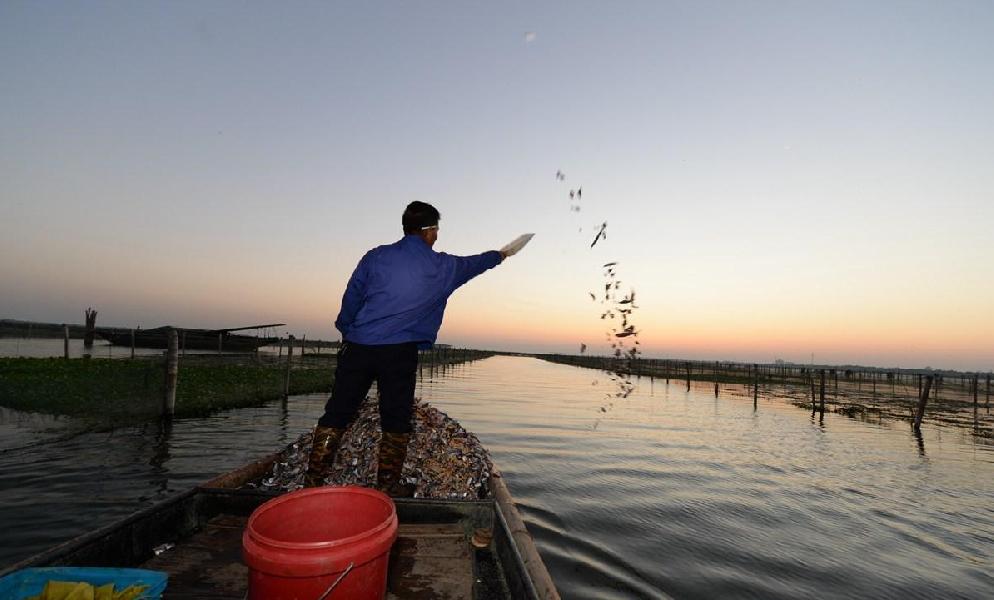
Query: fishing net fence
539,354,994,436
0,340,493,425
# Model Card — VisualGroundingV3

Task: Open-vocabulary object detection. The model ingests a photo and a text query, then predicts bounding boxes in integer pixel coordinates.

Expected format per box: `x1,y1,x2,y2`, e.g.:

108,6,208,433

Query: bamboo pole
819,369,826,415
130,329,135,359
753,363,758,408
163,329,178,416
913,375,933,432
83,307,97,349
63,324,69,360
284,335,295,398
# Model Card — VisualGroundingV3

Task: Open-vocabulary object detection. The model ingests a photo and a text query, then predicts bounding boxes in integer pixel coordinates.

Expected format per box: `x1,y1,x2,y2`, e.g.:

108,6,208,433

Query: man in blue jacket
306,201,515,495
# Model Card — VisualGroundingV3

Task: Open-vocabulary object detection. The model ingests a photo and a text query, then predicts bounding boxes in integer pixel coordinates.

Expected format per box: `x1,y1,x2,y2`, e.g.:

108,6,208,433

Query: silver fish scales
253,396,495,499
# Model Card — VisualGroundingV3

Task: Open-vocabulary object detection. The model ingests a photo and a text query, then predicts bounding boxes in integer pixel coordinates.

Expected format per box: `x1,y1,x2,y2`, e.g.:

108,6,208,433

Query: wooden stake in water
63,324,69,359
218,332,223,355
713,361,719,397
819,369,826,415
284,335,295,398
753,363,758,408
130,329,135,359
164,328,178,416
685,362,691,392
84,307,97,349
913,375,933,433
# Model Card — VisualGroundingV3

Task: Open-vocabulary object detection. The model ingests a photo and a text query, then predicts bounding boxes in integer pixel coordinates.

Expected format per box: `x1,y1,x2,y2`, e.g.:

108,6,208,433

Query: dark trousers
317,341,418,434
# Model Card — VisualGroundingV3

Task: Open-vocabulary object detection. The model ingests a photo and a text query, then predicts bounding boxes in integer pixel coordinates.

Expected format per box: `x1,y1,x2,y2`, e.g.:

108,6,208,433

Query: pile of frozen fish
250,397,496,499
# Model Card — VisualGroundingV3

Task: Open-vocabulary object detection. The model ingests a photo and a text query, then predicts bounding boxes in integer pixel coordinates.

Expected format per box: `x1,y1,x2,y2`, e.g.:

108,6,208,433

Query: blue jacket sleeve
335,253,372,338
445,250,502,292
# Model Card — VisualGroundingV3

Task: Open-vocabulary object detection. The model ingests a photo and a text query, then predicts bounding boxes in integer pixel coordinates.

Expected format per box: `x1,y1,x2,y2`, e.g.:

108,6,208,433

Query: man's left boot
377,431,415,498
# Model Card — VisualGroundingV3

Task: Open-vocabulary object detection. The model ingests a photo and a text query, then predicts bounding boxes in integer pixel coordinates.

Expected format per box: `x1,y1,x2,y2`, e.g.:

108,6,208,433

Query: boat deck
1,455,558,600
142,512,496,599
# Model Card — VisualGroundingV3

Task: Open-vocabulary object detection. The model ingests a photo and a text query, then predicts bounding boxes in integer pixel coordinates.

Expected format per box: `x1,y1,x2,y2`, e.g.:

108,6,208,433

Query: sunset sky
2,2,992,371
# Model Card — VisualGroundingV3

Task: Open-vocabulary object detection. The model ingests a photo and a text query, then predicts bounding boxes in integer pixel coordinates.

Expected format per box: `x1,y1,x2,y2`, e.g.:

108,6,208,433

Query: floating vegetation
252,396,495,500
0,357,333,421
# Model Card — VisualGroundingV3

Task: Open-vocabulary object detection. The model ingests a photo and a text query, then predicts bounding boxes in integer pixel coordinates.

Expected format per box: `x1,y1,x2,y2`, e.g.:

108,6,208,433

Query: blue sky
2,2,993,369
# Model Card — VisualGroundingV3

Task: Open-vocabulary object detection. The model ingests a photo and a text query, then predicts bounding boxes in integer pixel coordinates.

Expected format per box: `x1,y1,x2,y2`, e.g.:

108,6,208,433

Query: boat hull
0,448,559,600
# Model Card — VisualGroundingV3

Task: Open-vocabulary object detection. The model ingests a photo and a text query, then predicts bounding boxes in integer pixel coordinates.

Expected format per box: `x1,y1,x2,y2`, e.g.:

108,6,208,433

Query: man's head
402,201,440,247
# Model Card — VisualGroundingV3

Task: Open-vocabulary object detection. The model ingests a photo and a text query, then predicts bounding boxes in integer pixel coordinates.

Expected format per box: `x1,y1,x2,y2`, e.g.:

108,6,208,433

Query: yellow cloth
26,581,149,600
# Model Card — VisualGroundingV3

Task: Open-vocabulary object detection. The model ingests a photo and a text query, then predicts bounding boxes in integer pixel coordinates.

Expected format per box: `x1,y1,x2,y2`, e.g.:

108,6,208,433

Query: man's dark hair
402,201,441,234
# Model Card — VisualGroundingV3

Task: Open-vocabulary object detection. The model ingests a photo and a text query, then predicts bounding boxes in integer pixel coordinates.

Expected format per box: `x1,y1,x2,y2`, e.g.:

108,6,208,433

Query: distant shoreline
2,318,988,376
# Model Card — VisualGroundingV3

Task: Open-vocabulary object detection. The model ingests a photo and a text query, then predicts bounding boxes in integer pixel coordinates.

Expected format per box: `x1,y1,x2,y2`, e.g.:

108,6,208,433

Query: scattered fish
590,222,607,248
252,397,495,500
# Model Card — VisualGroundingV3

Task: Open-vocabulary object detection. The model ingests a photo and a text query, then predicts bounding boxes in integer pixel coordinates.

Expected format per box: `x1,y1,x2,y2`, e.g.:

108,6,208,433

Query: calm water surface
2,356,992,599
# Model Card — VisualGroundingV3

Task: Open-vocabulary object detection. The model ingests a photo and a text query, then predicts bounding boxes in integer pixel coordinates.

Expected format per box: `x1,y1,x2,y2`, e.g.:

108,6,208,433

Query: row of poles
541,354,987,431
162,330,300,417
161,332,490,417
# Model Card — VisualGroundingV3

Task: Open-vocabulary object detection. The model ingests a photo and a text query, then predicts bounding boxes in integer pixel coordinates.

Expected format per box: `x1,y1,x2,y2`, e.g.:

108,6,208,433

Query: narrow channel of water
423,357,994,599
2,355,992,599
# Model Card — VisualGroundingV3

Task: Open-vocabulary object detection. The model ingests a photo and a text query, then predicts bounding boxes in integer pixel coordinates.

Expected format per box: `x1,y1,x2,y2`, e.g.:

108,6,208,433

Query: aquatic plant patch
0,357,334,421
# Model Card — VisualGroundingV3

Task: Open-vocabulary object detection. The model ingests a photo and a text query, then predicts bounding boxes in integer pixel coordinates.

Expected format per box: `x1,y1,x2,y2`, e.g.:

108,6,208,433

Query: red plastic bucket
242,486,398,600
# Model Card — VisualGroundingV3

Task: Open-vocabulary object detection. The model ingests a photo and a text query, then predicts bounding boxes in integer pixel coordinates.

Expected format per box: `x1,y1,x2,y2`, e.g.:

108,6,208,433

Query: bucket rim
246,485,397,551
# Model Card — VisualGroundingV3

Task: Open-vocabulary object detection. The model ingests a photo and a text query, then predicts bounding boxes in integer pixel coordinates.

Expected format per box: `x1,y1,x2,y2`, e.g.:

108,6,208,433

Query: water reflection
421,357,994,600
913,428,927,456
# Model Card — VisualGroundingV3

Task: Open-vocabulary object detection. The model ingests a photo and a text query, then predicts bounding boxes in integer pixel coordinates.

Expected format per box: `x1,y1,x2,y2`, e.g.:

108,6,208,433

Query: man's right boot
377,431,415,498
304,426,345,488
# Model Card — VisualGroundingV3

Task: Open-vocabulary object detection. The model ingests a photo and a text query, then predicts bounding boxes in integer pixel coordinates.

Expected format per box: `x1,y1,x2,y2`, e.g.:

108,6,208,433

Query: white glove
500,233,535,257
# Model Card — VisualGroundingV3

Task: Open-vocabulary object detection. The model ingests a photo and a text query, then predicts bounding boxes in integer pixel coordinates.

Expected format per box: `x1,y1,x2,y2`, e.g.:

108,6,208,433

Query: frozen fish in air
500,233,535,257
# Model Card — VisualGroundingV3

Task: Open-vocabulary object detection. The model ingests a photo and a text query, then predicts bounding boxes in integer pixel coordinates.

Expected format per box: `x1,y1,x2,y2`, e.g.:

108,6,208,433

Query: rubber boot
377,432,415,498
304,426,345,488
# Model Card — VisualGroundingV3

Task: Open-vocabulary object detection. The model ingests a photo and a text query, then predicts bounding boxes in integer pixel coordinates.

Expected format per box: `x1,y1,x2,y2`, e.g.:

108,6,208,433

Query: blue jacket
335,234,502,347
